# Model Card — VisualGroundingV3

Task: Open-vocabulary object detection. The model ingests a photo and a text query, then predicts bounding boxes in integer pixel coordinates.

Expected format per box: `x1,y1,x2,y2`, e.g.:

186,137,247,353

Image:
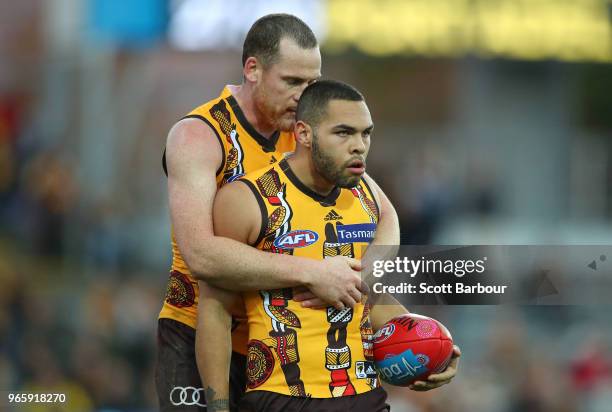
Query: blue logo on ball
375,349,430,385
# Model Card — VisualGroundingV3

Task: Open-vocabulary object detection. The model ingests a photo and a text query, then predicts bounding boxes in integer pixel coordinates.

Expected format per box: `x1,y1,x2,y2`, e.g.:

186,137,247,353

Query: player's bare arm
364,172,401,247
166,119,364,308
364,174,460,391
362,174,409,323
196,283,237,412
196,179,263,410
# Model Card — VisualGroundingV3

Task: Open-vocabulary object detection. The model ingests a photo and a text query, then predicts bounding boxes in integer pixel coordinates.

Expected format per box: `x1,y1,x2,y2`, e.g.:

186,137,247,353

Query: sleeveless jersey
159,86,296,354
239,158,381,398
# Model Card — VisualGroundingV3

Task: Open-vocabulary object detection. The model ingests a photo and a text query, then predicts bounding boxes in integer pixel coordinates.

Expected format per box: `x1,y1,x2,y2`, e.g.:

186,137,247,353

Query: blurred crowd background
1,1,611,411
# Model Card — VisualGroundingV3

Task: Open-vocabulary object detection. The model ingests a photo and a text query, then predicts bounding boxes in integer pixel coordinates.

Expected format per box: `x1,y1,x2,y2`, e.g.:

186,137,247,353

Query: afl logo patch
273,230,319,250
373,323,395,343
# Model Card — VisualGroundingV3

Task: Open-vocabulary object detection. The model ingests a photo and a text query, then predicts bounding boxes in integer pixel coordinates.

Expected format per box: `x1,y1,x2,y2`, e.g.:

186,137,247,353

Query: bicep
213,181,262,245
166,119,223,256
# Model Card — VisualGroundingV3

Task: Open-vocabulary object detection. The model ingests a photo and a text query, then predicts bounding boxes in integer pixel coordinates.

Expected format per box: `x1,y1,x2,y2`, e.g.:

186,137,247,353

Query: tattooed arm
196,180,261,410
196,181,257,410
205,387,230,412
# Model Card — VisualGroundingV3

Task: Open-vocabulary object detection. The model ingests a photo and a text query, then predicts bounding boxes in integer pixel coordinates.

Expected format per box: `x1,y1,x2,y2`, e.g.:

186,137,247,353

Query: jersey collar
279,158,341,207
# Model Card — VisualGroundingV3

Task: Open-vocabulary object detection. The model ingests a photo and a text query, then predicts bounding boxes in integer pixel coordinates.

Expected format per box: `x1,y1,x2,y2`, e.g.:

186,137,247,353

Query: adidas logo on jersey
324,210,343,221
269,155,278,164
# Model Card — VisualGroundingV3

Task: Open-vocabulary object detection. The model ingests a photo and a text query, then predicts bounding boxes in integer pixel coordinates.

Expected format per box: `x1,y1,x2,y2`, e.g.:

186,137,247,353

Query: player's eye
336,130,349,137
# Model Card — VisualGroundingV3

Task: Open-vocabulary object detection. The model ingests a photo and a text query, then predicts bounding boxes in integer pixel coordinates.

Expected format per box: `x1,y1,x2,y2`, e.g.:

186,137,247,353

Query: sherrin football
372,313,454,386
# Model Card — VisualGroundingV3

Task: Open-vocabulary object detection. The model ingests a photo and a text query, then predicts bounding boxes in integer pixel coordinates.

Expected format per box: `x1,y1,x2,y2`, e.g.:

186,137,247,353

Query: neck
230,84,277,138
286,150,336,196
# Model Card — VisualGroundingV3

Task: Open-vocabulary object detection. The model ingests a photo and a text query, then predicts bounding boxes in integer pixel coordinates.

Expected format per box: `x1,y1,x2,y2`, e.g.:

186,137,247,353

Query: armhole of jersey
238,179,268,247
361,177,381,222
181,114,226,177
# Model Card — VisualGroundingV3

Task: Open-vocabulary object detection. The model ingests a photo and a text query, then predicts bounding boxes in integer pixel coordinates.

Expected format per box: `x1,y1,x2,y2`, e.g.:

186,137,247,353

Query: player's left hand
409,345,460,391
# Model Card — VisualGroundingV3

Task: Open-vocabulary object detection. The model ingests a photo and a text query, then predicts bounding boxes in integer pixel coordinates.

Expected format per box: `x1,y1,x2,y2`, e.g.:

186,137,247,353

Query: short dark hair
242,14,318,67
296,80,365,128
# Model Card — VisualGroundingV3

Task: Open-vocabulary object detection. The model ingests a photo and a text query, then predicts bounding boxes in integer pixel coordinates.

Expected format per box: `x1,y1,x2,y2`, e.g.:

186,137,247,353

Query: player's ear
243,56,260,83
295,121,312,148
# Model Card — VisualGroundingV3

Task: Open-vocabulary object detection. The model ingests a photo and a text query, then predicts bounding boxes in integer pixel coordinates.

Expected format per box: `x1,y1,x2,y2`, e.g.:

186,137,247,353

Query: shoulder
167,117,220,151
214,180,262,245
165,117,224,178
216,174,265,217
217,179,256,202
361,173,382,207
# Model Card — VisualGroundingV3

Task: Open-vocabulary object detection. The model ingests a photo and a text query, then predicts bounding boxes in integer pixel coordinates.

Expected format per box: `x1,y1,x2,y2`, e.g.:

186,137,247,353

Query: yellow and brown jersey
159,86,296,351
239,158,381,398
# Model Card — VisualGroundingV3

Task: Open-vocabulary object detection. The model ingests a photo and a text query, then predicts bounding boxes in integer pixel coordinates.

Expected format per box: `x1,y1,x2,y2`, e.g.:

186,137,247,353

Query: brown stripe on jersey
238,180,268,247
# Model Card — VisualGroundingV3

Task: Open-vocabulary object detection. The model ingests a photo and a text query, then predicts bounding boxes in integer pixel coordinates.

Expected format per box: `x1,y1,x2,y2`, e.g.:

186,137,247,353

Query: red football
372,313,454,386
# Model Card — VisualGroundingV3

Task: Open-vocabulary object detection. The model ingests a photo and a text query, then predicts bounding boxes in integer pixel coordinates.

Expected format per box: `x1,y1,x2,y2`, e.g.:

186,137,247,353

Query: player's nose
350,135,367,154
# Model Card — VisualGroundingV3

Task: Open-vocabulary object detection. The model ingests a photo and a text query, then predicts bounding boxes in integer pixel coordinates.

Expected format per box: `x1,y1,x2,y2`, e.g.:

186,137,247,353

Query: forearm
365,213,409,324
185,236,317,291
195,283,233,412
369,298,409,331
363,175,400,271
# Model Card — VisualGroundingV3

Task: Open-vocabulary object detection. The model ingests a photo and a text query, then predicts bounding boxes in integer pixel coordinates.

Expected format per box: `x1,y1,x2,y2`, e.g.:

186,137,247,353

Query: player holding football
159,14,408,412
200,80,459,412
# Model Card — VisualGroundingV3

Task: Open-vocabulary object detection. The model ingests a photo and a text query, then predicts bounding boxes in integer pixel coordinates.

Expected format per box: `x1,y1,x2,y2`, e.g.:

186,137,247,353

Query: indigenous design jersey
159,86,296,353
240,158,380,398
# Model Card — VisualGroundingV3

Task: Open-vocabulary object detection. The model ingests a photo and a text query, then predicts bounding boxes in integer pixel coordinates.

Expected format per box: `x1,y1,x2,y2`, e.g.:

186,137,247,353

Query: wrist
300,258,321,288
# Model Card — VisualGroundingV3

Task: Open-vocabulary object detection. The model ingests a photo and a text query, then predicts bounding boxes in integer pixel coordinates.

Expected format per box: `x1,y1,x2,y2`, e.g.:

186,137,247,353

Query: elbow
186,259,218,283
174,234,225,284
181,249,219,283
189,266,215,282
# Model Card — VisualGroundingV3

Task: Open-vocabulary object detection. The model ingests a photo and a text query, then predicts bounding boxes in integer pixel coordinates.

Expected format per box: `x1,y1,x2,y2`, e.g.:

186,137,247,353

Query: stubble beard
311,133,361,189
254,87,282,132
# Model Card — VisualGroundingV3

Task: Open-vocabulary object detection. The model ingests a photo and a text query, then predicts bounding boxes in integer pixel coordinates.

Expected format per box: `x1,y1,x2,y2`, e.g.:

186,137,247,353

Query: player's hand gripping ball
373,313,453,386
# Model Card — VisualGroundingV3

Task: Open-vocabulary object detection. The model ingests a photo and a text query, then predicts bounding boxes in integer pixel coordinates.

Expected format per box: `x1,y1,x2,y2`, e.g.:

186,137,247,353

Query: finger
341,295,357,309
308,302,329,309
346,257,362,271
426,368,456,382
348,287,362,305
409,382,443,391
293,291,316,302
357,279,370,296
452,345,462,357
444,354,460,371
293,286,308,294
300,298,326,308
333,301,346,310
410,379,448,391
